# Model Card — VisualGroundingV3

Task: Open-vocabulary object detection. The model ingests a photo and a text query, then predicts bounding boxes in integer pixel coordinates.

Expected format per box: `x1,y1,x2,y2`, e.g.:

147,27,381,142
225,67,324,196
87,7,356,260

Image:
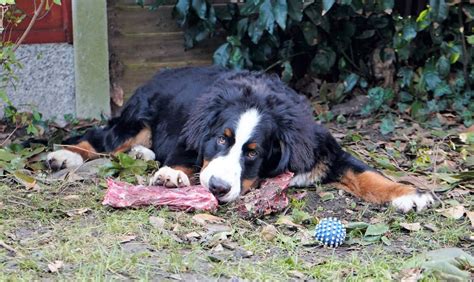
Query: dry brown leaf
400,222,421,232
463,124,474,133
192,214,225,225
436,205,465,219
276,215,304,229
397,175,435,191
65,208,90,217
261,225,278,241
149,216,166,229
118,235,137,243
48,260,64,273
399,268,422,282
423,223,439,232
62,195,80,201
465,211,474,228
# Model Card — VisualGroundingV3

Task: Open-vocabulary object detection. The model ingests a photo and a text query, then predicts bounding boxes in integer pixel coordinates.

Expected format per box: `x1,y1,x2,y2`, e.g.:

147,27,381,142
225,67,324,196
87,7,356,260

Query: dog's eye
247,150,258,158
217,136,226,145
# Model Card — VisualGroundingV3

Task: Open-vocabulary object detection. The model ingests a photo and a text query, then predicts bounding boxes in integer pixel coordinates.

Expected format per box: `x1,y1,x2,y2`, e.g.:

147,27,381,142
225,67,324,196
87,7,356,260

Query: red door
3,0,72,44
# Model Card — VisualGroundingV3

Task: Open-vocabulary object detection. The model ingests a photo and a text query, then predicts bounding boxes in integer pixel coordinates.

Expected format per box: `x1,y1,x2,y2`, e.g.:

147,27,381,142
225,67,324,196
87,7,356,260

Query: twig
0,126,18,146
57,144,109,157
12,0,46,52
458,2,471,91
0,240,23,256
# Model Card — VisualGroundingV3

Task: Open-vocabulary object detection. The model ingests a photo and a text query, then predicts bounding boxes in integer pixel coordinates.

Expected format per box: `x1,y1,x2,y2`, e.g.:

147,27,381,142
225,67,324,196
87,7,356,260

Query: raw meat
103,179,218,212
230,172,294,219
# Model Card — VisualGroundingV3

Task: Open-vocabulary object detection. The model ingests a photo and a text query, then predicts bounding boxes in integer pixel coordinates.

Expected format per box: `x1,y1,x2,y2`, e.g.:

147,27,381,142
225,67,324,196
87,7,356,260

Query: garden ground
0,112,473,280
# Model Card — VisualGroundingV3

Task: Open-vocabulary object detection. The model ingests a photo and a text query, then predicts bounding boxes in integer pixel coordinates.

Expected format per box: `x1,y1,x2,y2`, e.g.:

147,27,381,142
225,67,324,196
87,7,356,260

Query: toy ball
314,217,346,248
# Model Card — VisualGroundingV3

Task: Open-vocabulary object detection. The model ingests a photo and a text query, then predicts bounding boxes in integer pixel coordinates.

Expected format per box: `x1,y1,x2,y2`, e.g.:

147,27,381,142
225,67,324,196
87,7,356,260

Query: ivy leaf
322,0,336,16
423,70,442,91
365,223,389,236
273,0,288,30
174,0,190,26
429,0,448,22
240,0,264,16
398,67,414,88
434,81,452,97
213,43,231,67
310,47,336,74
192,0,207,20
287,0,303,21
281,61,293,83
436,55,450,78
248,20,265,44
229,47,244,70
343,73,359,93
258,0,275,33
380,115,395,135
463,6,474,22
402,20,417,41
379,0,394,14
301,22,319,46
467,35,474,45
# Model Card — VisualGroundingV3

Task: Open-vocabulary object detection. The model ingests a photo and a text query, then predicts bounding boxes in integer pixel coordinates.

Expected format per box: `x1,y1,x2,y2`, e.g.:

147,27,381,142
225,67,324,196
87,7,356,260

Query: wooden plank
110,32,224,64
120,59,212,98
112,5,182,34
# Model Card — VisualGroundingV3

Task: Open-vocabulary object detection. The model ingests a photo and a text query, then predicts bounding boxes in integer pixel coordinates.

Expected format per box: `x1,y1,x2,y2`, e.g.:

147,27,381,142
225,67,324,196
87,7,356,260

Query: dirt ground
0,113,473,280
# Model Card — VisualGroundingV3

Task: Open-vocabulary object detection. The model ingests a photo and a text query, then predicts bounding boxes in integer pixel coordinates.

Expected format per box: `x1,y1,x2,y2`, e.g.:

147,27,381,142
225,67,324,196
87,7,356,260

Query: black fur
63,66,373,190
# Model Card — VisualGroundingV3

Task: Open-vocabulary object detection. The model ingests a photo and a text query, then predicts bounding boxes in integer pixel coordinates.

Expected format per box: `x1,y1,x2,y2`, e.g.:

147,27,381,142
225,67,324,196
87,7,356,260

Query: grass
1,176,472,281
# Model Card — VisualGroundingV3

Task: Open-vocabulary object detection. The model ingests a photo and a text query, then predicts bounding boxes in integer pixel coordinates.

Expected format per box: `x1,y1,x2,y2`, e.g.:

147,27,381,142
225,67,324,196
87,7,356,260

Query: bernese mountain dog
46,66,433,212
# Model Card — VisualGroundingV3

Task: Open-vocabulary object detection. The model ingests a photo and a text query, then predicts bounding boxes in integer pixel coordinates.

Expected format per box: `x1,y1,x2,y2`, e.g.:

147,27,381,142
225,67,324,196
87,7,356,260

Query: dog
46,66,433,212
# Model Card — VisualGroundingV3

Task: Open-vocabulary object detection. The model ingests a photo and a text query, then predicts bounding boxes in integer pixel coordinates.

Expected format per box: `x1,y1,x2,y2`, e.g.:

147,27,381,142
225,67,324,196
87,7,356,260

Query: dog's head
182,72,315,203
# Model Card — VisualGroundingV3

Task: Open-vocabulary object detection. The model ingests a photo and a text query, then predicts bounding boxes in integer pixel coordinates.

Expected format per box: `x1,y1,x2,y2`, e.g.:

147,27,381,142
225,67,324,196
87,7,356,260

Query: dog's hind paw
391,192,434,213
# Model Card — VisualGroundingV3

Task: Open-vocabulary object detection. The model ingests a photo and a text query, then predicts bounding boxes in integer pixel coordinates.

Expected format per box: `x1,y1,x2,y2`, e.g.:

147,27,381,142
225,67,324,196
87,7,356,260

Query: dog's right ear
181,94,225,152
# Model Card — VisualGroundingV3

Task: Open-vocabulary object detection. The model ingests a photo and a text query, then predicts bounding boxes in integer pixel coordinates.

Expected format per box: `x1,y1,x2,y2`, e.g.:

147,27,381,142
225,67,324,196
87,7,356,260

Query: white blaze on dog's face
200,108,261,203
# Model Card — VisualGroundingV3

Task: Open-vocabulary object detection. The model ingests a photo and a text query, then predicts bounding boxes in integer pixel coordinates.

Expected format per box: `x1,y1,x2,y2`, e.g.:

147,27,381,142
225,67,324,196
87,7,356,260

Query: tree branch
12,0,46,52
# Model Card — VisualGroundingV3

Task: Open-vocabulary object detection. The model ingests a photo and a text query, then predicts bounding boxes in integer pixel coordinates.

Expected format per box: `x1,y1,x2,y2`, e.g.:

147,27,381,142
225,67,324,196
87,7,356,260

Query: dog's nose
208,176,231,197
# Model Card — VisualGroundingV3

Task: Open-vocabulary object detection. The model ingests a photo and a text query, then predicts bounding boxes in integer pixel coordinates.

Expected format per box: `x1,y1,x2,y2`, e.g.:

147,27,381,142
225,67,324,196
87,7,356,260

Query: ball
314,217,346,247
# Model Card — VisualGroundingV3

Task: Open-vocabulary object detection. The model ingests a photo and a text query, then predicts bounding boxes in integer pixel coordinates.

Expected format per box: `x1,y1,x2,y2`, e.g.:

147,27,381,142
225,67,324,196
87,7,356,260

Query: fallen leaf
365,223,389,236
48,260,64,273
65,208,90,217
399,268,422,282
288,270,305,279
192,213,225,225
62,195,80,201
261,225,278,241
149,216,165,229
423,223,439,232
318,191,335,202
185,231,202,240
436,205,465,219
118,235,137,243
13,171,38,189
205,231,232,247
276,215,304,229
400,222,421,232
465,211,474,228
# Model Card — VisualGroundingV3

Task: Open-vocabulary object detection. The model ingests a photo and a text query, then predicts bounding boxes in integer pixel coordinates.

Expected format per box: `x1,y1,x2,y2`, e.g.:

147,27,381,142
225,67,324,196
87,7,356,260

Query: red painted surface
4,0,72,44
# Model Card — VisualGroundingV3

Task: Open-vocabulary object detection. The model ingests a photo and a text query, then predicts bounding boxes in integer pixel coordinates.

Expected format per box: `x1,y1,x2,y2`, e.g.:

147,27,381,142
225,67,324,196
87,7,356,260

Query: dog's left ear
265,94,315,174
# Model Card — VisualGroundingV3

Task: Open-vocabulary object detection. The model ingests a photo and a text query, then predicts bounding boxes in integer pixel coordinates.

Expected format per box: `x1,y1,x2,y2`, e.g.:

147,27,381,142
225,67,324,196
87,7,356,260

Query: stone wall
1,43,75,124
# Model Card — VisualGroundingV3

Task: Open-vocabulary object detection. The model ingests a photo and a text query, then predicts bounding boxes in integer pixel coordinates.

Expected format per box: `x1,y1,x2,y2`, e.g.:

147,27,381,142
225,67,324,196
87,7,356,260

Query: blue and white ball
314,217,346,247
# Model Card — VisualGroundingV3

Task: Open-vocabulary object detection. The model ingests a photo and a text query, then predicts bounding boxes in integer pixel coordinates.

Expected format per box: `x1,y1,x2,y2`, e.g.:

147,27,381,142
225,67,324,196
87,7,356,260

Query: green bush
148,0,474,127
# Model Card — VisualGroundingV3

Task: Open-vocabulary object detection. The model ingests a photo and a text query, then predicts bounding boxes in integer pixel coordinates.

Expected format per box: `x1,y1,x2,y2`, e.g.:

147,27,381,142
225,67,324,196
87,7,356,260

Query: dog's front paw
46,150,84,170
149,166,191,188
129,145,155,161
391,191,434,213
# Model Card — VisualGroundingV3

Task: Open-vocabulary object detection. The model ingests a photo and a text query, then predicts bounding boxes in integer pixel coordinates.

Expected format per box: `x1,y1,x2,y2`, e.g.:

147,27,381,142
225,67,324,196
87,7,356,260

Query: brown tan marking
62,141,100,160
247,142,257,150
241,177,259,195
224,128,233,138
201,159,210,171
112,127,152,155
332,170,416,204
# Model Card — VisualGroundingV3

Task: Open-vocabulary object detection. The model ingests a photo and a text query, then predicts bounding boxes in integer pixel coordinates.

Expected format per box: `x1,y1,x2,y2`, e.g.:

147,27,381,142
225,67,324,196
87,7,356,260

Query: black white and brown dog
46,66,433,212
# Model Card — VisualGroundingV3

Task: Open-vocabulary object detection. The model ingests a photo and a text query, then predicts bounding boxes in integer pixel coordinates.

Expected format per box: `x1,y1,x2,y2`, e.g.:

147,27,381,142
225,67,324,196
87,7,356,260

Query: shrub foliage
149,0,473,126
